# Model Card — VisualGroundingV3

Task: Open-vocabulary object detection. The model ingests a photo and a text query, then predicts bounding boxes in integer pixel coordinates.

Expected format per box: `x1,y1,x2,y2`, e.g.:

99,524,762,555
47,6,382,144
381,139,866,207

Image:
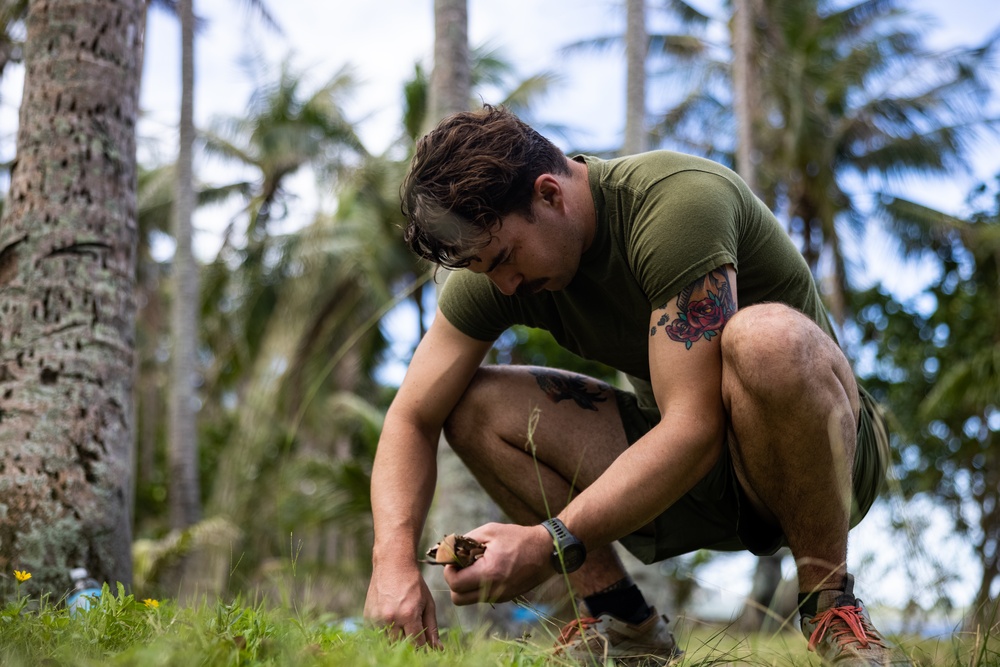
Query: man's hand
364,562,441,649
443,522,554,605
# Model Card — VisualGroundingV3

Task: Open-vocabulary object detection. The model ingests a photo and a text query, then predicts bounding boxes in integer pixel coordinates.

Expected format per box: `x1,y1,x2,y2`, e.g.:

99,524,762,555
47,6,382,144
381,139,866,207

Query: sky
2,0,998,237
127,0,1000,302
2,0,998,618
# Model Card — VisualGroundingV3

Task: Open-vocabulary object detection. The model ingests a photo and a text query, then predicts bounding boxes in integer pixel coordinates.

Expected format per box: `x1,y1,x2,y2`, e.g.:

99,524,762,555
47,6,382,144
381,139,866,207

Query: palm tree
170,0,199,534
166,0,281,536
197,59,365,407
732,0,760,192
758,0,997,322
623,0,649,155
132,162,249,536
176,61,367,594
0,0,144,591
647,0,997,324
428,0,470,131
865,183,1000,628
561,0,715,156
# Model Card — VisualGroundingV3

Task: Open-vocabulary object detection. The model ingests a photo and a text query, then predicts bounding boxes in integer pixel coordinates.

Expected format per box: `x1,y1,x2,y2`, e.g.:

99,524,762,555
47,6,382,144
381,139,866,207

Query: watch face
559,543,586,573
543,518,587,574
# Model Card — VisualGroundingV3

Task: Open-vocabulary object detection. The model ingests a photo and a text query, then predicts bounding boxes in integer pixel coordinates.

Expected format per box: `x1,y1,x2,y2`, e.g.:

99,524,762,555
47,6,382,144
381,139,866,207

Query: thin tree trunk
427,0,469,129
424,0,512,631
0,0,143,591
733,0,758,193
168,0,201,530
967,476,1000,631
623,0,648,156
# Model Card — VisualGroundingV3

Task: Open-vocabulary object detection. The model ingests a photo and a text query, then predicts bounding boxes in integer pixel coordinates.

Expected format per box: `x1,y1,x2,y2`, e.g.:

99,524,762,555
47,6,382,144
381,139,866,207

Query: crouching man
364,104,908,667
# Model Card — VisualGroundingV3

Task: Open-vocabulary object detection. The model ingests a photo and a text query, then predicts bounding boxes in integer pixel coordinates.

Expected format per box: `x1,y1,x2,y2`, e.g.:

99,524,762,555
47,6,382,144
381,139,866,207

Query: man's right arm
364,308,493,645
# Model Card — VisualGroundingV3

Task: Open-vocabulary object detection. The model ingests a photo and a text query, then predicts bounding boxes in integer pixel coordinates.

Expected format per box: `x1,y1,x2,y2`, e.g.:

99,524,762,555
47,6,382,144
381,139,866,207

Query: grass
1,583,999,667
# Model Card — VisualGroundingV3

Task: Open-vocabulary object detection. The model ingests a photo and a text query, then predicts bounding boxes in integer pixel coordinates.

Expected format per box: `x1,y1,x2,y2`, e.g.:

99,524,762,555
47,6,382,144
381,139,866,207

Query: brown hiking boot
553,607,683,666
801,575,912,666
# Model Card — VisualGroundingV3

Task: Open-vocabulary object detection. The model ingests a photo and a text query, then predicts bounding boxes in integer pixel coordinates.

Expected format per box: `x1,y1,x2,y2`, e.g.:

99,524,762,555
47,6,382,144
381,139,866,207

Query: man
364,104,906,666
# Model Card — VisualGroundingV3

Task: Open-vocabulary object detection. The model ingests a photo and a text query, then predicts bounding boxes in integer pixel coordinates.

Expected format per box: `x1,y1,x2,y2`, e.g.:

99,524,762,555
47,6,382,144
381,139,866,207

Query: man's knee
721,303,846,396
442,365,507,454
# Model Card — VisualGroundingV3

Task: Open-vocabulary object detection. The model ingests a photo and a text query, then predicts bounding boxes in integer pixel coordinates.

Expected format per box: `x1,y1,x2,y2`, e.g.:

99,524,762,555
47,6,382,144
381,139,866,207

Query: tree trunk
732,0,758,193
736,552,796,632
966,471,1000,631
427,0,469,130
623,0,647,156
168,0,200,531
0,0,143,592
424,0,513,632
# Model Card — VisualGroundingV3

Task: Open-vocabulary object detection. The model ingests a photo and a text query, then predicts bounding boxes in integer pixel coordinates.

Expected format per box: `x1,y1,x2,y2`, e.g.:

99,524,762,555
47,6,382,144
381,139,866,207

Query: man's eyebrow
485,248,507,273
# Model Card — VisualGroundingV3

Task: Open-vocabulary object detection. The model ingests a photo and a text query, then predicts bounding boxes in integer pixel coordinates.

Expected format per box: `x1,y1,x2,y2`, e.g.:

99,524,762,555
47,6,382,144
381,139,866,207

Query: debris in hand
423,534,486,568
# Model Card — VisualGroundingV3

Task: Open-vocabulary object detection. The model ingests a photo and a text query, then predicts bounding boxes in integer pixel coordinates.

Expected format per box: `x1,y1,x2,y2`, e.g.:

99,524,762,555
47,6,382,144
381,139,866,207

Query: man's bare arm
557,265,738,547
365,308,493,644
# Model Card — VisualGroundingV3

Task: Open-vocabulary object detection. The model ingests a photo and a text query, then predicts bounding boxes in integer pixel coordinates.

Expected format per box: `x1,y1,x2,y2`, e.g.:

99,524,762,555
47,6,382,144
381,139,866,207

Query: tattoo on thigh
649,267,736,349
529,369,610,411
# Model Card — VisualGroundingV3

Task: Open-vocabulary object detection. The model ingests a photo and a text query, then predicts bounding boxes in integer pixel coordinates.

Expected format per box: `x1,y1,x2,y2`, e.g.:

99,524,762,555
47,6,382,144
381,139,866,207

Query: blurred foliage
620,0,999,322
493,326,617,385
856,173,1000,626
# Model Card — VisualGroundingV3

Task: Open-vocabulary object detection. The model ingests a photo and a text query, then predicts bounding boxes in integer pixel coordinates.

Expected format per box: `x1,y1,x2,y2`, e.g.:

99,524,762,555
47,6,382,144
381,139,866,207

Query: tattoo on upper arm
529,369,610,411
649,267,736,349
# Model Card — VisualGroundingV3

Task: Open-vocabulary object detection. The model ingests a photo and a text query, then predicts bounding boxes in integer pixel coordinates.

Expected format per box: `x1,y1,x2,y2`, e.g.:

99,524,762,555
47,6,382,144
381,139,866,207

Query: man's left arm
444,265,739,603
556,263,739,545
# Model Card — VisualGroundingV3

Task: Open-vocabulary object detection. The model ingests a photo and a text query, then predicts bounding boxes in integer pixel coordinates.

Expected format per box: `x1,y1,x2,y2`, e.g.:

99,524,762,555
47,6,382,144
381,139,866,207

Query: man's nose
491,269,521,296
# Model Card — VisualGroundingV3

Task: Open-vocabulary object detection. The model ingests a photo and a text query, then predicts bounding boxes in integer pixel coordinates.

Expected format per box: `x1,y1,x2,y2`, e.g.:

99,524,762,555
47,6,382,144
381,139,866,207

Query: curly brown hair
401,105,569,268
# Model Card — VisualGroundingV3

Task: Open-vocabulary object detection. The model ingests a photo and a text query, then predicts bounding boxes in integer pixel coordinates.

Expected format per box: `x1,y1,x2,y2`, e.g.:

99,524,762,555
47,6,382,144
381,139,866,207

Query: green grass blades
1,587,998,666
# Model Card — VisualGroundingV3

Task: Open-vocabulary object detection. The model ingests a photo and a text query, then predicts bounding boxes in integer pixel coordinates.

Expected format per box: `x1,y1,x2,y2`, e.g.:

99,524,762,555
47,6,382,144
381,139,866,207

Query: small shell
423,533,486,568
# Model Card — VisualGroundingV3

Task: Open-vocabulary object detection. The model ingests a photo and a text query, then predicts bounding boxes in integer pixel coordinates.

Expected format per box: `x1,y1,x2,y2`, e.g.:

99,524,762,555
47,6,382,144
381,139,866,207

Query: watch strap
542,517,573,544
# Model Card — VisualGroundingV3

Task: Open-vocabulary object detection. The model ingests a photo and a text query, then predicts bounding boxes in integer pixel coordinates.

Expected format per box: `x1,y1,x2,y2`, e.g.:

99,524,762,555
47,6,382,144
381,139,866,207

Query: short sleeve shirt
438,151,834,407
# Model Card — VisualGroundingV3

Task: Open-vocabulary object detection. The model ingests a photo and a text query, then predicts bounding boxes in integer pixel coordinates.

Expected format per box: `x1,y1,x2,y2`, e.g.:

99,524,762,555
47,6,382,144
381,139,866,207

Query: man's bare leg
722,304,908,666
443,365,635,597
444,365,685,664
720,303,859,593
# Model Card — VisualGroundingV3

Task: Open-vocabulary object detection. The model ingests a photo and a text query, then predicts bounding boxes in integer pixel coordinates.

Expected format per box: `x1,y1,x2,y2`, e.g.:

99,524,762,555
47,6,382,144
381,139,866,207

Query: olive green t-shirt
438,151,834,407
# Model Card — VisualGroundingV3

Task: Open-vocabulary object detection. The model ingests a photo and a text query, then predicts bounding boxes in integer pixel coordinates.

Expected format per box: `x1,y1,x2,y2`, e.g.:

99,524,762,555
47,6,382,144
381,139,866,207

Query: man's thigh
615,387,891,565
448,364,631,489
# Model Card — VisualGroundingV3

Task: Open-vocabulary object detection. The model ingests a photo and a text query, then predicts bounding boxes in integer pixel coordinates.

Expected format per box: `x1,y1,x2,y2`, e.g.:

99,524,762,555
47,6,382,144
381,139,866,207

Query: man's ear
534,174,562,207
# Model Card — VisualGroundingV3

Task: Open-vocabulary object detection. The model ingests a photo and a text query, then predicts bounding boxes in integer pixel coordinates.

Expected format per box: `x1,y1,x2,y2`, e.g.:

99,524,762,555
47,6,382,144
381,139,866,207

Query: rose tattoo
650,268,736,349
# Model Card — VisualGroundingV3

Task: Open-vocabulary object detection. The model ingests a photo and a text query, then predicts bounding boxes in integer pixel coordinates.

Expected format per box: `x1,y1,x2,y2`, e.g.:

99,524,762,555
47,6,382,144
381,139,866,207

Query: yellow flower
143,598,159,608
13,570,31,583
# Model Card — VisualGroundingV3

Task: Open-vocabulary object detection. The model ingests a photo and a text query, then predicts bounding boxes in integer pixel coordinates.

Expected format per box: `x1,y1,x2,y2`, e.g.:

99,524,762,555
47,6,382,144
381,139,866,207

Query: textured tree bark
0,0,143,592
168,0,201,532
733,0,759,193
623,0,648,156
427,0,470,131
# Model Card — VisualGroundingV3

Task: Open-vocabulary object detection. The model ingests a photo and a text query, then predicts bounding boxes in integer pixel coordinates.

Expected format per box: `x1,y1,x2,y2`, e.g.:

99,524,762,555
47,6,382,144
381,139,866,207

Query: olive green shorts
613,385,890,563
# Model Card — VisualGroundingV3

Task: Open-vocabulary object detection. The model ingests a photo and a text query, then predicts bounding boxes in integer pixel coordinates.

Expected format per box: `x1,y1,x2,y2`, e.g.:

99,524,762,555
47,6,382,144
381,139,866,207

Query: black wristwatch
541,518,587,574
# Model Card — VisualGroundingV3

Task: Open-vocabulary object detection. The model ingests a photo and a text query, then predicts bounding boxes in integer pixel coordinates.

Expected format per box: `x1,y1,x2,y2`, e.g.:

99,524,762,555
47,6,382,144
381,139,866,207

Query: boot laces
557,616,599,645
808,605,887,652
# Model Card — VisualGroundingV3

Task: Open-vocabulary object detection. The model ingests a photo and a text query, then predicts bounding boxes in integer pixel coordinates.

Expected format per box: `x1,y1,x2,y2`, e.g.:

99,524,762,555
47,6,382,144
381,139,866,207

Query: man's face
465,207,580,297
